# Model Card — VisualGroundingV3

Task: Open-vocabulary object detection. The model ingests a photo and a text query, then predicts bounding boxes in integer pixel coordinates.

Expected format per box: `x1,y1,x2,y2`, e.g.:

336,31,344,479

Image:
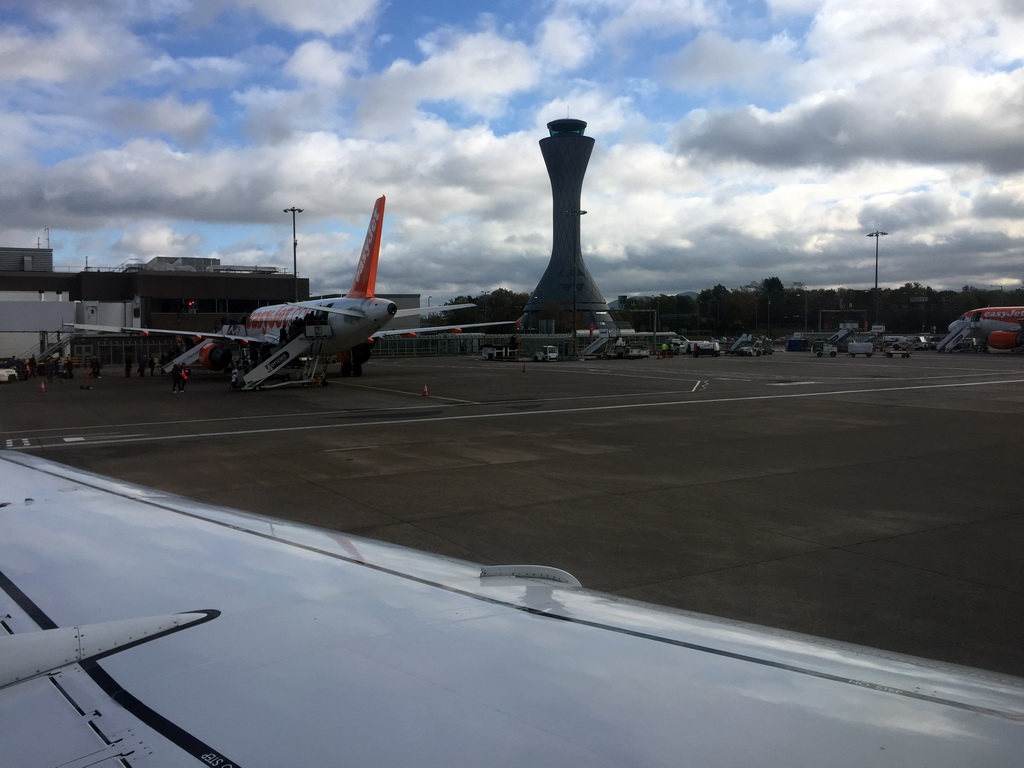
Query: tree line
432,281,1024,336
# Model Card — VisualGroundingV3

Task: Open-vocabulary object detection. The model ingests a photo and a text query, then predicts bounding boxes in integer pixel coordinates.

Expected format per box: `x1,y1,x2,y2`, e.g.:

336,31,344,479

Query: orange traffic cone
422,383,429,397
39,380,46,393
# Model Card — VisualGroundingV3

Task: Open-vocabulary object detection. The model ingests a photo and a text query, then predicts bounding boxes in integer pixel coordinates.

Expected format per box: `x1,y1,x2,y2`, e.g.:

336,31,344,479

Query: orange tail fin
346,195,385,298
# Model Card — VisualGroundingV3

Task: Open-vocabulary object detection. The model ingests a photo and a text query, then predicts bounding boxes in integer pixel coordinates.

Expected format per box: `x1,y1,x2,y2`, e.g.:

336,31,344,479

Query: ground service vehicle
736,338,772,356
847,342,874,357
534,345,559,362
691,339,721,357
671,337,720,356
811,341,837,357
883,344,912,358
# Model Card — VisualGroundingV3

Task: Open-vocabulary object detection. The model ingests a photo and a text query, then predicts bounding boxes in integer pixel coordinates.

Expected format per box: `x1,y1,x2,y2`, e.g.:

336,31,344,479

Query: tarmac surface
3,349,1023,677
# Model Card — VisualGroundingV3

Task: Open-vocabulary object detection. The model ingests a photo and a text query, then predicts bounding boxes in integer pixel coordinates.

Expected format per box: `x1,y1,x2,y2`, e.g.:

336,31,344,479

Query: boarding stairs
583,334,612,357
240,325,332,390
729,334,753,354
19,330,82,363
162,342,205,372
935,316,974,352
825,327,856,345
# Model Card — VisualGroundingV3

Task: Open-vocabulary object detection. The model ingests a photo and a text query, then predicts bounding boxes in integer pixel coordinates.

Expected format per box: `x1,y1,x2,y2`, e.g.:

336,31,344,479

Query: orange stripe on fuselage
246,305,312,336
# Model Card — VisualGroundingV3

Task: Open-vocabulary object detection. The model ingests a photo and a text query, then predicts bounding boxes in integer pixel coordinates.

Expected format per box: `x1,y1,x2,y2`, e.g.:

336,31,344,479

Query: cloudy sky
1,0,1022,300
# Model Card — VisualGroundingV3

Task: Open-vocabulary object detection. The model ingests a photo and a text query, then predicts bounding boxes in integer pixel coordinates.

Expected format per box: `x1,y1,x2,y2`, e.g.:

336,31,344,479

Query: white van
882,335,917,351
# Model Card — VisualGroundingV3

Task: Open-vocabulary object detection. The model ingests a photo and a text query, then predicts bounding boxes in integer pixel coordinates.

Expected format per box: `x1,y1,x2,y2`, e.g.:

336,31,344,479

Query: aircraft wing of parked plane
2,450,1023,767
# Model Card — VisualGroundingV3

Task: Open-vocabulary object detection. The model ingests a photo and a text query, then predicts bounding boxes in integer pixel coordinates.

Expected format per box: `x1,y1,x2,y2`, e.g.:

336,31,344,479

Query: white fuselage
952,306,1024,336
246,297,398,355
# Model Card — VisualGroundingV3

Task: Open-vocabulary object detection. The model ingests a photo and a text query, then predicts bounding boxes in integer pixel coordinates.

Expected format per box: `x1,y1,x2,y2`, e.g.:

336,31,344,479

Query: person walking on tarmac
171,363,184,393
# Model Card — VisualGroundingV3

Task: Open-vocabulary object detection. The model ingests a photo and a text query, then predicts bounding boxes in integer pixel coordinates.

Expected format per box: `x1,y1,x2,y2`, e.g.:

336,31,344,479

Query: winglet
346,195,386,299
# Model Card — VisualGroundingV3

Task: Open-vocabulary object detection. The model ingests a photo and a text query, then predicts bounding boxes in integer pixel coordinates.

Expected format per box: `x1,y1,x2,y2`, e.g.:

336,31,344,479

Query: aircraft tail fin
346,196,386,299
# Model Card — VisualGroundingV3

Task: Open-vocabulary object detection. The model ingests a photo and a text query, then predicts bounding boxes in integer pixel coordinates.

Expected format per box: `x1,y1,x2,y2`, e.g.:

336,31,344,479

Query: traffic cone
39,380,45,393
422,383,429,397
522,362,527,372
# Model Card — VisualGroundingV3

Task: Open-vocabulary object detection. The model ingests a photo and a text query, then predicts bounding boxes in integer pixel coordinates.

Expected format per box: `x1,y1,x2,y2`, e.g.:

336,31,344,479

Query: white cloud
285,41,355,88
0,19,146,86
230,0,380,36
113,223,202,260
359,29,541,129
659,32,797,94
105,96,215,146
535,15,596,71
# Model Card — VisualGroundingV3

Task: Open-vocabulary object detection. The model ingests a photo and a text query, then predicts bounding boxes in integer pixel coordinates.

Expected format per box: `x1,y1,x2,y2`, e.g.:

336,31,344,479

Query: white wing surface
1,451,1022,767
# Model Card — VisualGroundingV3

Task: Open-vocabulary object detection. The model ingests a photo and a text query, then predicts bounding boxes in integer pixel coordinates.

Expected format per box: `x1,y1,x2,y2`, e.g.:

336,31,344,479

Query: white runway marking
20,376,1024,450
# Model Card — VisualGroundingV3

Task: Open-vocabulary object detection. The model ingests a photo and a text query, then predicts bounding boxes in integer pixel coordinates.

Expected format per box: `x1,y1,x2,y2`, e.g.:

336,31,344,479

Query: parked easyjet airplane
937,306,1024,352
69,196,506,389
1,450,1023,766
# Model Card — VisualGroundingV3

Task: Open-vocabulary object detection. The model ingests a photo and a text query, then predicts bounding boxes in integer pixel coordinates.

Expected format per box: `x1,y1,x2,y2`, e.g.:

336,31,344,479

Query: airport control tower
522,119,614,333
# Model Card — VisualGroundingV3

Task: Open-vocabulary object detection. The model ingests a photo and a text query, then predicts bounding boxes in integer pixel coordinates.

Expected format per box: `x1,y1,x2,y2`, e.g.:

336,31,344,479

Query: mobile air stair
240,327,334,390
935,314,976,352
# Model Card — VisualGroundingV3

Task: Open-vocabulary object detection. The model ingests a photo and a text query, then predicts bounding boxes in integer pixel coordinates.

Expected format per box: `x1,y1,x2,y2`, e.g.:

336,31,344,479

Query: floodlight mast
867,230,888,326
284,207,304,302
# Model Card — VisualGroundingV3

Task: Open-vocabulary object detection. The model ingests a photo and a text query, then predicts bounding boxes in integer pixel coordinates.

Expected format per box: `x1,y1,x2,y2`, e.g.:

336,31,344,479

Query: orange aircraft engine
987,330,1024,351
196,341,234,371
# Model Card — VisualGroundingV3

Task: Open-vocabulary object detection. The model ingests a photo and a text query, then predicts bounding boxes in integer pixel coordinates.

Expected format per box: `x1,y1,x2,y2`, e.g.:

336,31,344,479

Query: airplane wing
1,450,1022,767
65,322,260,344
391,303,476,319
373,319,517,337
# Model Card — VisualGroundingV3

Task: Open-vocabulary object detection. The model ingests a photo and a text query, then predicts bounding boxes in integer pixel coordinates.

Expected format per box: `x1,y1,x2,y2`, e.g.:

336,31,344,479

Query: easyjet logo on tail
347,196,385,299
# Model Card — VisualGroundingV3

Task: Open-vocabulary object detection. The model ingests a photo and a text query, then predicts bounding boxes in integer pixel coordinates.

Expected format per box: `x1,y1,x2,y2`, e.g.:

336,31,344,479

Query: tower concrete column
523,119,613,334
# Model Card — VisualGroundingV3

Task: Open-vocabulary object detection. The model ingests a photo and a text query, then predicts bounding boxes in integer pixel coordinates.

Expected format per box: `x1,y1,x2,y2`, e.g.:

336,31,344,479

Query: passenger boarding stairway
162,342,204,372
936,316,974,352
240,323,334,390
241,336,312,390
729,334,753,354
825,327,856,345
583,335,612,356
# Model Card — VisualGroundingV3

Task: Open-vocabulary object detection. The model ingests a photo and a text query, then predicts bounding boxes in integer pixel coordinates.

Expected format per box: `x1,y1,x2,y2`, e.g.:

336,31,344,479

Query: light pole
565,209,587,357
284,207,304,302
867,230,888,327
